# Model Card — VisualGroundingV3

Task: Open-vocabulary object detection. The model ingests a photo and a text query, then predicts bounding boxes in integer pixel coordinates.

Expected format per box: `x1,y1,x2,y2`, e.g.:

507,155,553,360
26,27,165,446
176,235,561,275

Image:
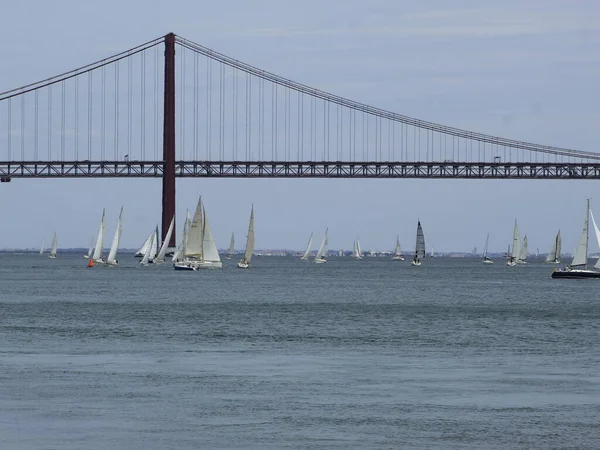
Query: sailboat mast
585,199,590,269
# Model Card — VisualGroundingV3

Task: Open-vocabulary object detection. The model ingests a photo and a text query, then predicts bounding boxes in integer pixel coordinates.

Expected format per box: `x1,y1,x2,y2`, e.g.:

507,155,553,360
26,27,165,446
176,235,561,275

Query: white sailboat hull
410,260,421,266
193,261,223,269
507,260,517,267
48,255,56,259
392,255,404,261
314,258,327,264
237,262,250,269
482,259,494,264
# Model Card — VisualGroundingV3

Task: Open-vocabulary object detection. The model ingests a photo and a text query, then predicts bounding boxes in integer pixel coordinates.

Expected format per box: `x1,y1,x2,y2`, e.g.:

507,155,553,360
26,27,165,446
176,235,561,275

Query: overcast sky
1,0,599,253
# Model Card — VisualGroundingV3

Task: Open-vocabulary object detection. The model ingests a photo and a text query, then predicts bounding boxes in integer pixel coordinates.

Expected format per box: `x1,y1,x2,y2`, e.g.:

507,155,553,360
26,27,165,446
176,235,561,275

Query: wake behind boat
552,199,600,279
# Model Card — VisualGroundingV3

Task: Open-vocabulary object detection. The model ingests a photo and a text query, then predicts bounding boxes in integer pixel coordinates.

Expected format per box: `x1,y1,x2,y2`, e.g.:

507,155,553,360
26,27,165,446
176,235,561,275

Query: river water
1,253,598,449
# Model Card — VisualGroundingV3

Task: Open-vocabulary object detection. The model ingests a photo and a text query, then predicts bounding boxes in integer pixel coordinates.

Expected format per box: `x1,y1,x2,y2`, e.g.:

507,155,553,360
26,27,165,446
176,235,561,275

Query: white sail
394,236,402,256
227,232,235,258
510,220,521,263
185,197,204,258
39,241,44,256
240,205,255,265
546,230,561,263
135,232,153,257
483,233,489,258
589,210,600,270
140,232,154,265
352,238,362,258
172,211,191,262
200,204,221,263
149,226,159,260
301,232,313,259
106,206,124,265
156,216,175,262
519,235,528,262
49,233,57,258
85,237,94,258
314,228,328,260
92,209,106,262
415,220,426,259
571,200,590,268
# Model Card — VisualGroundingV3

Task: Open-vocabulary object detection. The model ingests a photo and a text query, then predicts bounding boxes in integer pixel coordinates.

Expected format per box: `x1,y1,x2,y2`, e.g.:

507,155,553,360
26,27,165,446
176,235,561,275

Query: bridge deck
1,161,600,180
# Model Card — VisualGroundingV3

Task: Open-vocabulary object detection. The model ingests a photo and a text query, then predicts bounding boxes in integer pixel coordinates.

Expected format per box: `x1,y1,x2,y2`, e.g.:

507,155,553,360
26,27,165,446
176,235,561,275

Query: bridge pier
162,32,176,248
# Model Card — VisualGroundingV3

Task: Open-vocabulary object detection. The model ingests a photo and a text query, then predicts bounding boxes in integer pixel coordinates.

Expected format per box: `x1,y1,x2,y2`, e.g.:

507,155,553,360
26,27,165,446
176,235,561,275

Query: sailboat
482,232,493,264
552,199,600,279
89,209,106,267
105,206,123,266
411,220,425,266
301,232,313,260
507,220,521,267
154,217,175,264
237,205,255,269
84,237,94,259
48,233,57,259
352,237,363,259
517,234,528,264
545,230,561,264
174,196,222,270
139,232,155,266
313,228,328,263
39,241,45,256
135,232,153,258
430,248,435,258
392,236,404,260
226,232,234,259
173,211,194,270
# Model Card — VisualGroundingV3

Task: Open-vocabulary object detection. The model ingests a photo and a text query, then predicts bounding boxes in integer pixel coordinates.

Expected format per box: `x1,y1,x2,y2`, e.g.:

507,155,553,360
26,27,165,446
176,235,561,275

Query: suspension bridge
1,33,599,247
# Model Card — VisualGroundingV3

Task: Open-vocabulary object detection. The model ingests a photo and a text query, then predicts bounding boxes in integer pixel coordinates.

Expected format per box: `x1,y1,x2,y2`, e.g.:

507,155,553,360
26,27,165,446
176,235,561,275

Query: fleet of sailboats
33,195,598,279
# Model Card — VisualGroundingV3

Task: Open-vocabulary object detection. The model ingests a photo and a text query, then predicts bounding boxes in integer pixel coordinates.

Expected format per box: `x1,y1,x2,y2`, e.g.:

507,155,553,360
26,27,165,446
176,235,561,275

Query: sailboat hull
314,258,327,264
195,261,223,269
173,262,197,271
482,259,494,264
237,262,250,269
48,255,56,259
551,269,600,279
410,260,421,266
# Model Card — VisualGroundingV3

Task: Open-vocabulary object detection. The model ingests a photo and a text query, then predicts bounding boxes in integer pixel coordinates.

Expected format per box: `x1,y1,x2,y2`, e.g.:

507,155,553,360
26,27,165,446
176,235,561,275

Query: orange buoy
87,259,94,268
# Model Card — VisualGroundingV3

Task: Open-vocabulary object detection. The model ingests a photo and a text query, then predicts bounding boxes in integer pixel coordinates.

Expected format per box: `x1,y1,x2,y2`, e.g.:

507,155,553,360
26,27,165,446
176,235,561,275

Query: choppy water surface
1,253,599,449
